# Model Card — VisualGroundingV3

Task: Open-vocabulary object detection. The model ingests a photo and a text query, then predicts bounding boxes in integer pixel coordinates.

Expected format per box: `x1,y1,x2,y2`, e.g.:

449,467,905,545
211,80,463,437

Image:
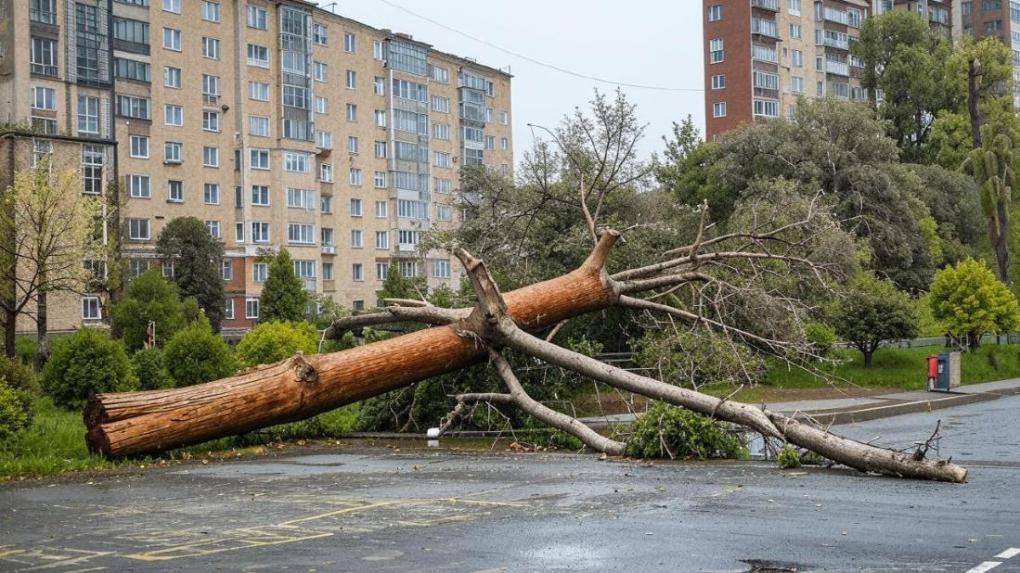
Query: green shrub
0,354,41,395
131,348,175,391
0,380,31,441
14,337,36,366
163,315,237,387
41,329,137,410
625,402,747,460
777,444,802,469
109,269,199,351
804,322,837,357
235,321,318,368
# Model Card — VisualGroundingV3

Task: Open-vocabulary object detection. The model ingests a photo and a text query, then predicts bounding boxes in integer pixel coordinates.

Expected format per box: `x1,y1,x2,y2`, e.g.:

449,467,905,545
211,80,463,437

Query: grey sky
319,0,705,166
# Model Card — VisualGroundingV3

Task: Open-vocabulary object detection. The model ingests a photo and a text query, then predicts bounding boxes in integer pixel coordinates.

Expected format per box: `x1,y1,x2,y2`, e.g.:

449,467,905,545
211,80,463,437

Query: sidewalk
577,378,1020,429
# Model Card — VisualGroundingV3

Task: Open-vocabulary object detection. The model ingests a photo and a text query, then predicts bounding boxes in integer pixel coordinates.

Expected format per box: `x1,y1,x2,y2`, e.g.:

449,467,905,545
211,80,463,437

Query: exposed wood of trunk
84,235,621,457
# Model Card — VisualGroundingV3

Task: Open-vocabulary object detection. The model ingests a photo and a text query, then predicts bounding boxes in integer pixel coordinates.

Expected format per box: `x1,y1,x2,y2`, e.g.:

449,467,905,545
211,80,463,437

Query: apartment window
129,136,149,159
247,5,268,29
247,44,269,67
221,259,233,281
398,199,426,219
791,76,805,94
77,96,99,135
284,152,310,173
287,223,315,245
373,40,384,61
30,37,57,76
32,87,55,111
129,175,151,198
433,123,450,140
790,23,801,39
314,131,332,149
434,178,452,194
204,183,220,205
321,195,334,214
398,230,420,249
374,141,388,158
346,103,358,122
203,146,219,167
286,188,316,210
201,1,220,22
709,39,724,63
251,222,270,243
353,263,364,282
436,204,452,222
81,145,104,194
162,28,181,51
485,135,496,150
30,0,57,25
115,58,151,82
502,137,509,150
350,168,363,186
206,220,221,238
500,111,509,125
374,171,387,188
399,261,418,278
374,77,386,96
250,149,270,169
320,163,334,182
753,99,780,117
344,32,356,53
116,95,151,120
792,49,803,68
128,218,150,240
713,102,727,118
788,0,801,14
162,0,180,13
235,223,244,243
431,65,450,83
708,4,722,21
374,110,387,128
81,296,102,320
345,69,357,89
375,231,389,249
432,259,451,279
323,263,334,280
315,96,329,114
164,104,183,126
246,298,260,319
375,200,388,218
431,95,450,113
202,37,220,59
202,110,220,132
167,180,183,202
224,298,234,319
350,198,363,216
351,229,363,248
376,263,388,280
434,152,451,168
164,66,181,88
313,23,328,45
314,62,328,81
249,115,270,137
251,185,270,206
250,81,270,101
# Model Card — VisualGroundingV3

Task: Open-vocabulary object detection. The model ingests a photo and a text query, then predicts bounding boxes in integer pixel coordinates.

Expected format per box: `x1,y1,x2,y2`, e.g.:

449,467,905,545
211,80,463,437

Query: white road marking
996,548,1020,560
966,562,1003,573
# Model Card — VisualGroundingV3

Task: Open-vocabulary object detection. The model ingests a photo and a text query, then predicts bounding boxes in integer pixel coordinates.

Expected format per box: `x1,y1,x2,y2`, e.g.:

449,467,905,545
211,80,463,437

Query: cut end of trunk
85,425,112,457
83,395,108,427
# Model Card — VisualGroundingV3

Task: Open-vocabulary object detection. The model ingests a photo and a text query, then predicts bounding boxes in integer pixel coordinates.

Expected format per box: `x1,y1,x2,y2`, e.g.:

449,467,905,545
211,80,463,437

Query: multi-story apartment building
872,1,953,36
0,0,513,337
957,0,1020,107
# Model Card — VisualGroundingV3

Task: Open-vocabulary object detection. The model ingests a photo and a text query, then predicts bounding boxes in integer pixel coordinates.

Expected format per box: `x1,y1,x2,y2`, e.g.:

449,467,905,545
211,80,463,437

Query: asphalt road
2,397,1020,572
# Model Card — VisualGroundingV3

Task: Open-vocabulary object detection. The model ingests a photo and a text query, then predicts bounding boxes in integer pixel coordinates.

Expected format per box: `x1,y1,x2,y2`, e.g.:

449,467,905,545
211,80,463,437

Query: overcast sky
320,0,705,166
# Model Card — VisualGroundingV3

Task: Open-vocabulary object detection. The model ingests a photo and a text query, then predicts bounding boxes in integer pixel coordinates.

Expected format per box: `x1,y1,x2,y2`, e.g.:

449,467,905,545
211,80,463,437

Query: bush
109,269,199,351
0,380,31,441
41,329,137,410
163,315,237,387
15,336,36,366
777,444,802,469
235,321,318,368
131,348,175,391
804,322,837,357
0,354,41,395
625,402,747,460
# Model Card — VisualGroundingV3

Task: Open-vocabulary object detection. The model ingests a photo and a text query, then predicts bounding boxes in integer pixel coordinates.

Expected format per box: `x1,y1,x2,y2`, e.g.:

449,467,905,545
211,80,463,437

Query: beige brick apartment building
0,0,513,337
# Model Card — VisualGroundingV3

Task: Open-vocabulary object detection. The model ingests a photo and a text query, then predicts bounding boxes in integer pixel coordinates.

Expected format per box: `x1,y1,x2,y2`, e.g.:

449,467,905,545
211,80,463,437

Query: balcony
751,18,779,39
321,244,336,255
30,63,58,77
825,60,850,76
823,7,849,25
751,0,779,11
823,35,849,50
30,9,57,25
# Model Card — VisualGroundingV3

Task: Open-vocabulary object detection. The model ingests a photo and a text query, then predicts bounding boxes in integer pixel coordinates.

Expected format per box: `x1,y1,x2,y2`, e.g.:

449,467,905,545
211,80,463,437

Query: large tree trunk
34,288,47,371
994,199,1010,284
968,58,983,149
2,307,14,359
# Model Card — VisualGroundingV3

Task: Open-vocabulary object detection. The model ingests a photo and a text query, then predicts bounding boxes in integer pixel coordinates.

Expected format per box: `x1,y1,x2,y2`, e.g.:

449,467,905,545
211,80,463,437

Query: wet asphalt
2,397,1020,572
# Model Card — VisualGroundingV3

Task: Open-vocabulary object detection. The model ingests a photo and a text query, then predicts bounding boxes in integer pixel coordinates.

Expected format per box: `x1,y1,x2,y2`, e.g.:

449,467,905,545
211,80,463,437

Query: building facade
0,0,513,337
956,0,1020,107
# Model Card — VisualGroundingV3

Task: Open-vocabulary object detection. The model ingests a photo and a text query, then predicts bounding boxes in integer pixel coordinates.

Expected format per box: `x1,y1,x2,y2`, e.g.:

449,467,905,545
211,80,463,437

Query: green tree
656,116,730,219
962,122,1019,284
109,269,200,351
235,321,318,368
157,217,226,330
41,328,138,409
260,249,308,322
378,260,421,305
929,258,1020,350
163,314,237,387
833,274,918,368
0,380,31,442
131,347,174,391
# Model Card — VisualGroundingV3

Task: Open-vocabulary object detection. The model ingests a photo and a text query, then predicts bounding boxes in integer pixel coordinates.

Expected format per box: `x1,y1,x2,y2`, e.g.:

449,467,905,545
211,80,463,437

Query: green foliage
306,295,348,330
131,348,174,391
41,329,138,410
833,274,918,367
260,249,309,322
777,444,802,469
0,380,31,442
163,315,237,387
235,321,318,368
633,328,766,388
929,258,1020,348
0,354,40,395
110,269,199,351
157,217,226,330
625,403,747,460
804,323,837,357
14,337,36,366
378,260,423,305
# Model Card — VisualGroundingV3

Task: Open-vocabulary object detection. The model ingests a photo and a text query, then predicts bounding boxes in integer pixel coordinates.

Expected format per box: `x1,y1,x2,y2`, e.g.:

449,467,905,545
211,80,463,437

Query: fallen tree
84,212,967,483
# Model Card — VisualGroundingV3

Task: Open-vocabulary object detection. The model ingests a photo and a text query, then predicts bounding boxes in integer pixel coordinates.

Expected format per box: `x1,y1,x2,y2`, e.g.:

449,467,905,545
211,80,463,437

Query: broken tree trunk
84,235,621,457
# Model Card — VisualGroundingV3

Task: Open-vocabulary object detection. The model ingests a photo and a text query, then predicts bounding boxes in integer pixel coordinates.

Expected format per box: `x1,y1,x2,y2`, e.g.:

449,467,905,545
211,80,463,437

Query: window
373,40,384,60
287,223,315,245
162,0,180,12
164,142,182,163
434,178,452,194
432,259,451,279
398,230,420,249
167,180,183,202
436,204,452,222
375,201,388,218
249,81,270,101
709,39,724,63
201,1,220,21
224,298,234,319
253,263,268,282
323,263,334,280
114,58,151,82
246,298,260,319
316,131,333,149
431,96,451,113
113,17,150,49
73,5,103,77
164,66,181,88
375,141,388,158
753,99,780,117
116,95,151,119
321,195,333,214
346,103,358,122
791,76,805,94
235,223,244,243
128,218,150,240
708,4,722,21
433,123,450,140
320,163,334,182
792,49,803,68
376,263,388,280
500,111,509,125
32,87,55,111
251,222,270,243
77,96,99,135
434,152,451,168
81,145,104,194
247,5,268,29
345,69,357,89
30,0,57,24
202,110,220,132
251,185,270,206
314,62,328,81
790,23,801,39
286,188,316,210
162,28,181,51
343,136,359,155
398,199,426,219
374,171,387,188
350,168,363,186
711,75,726,90
202,37,220,60
399,261,417,278
203,146,219,167
375,231,389,249
315,96,329,114
350,198,363,216
130,136,149,159
344,32,356,53
284,152,310,173
313,23,328,45
502,137,510,150
353,263,364,281
712,102,727,118
206,220,221,238
247,44,269,67
374,76,386,96
249,115,270,137
431,65,449,83
485,135,496,150
375,110,387,128
129,175,151,198
164,104,183,126
351,229,363,248
788,0,801,14
250,149,270,169
204,183,220,204
82,297,101,320
30,37,57,76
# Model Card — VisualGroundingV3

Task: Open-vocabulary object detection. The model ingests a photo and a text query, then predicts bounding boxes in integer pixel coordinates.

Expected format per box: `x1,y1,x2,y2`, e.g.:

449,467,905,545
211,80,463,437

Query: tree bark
2,307,14,359
968,57,983,149
34,287,47,371
863,349,874,369
994,198,1010,284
